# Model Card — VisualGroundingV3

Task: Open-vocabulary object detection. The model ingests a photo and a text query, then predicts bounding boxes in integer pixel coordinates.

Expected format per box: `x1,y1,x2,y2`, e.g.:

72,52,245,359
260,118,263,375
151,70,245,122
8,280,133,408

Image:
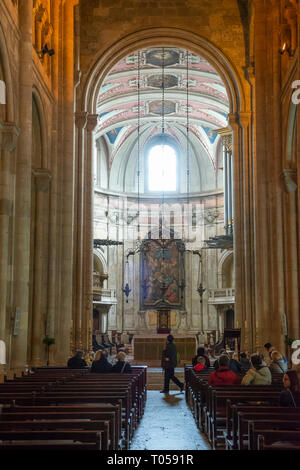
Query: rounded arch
0,21,15,121
80,28,246,116
218,250,234,288
32,87,49,169
93,249,107,274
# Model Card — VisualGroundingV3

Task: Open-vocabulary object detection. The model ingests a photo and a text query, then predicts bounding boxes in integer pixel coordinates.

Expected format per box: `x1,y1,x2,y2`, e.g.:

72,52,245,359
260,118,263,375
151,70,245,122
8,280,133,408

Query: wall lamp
38,44,55,59
279,42,294,57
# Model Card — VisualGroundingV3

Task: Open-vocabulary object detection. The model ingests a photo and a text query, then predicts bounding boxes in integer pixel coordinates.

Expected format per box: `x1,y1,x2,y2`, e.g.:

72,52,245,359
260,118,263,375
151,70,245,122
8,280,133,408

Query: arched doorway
74,28,250,351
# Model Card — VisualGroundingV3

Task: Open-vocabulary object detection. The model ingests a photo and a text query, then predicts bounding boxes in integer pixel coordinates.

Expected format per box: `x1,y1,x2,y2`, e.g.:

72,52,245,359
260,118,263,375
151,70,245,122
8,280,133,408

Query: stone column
227,114,251,351
281,170,299,339
73,111,88,351
11,0,33,372
55,0,76,365
45,0,59,366
0,122,19,373
82,114,98,351
30,169,51,366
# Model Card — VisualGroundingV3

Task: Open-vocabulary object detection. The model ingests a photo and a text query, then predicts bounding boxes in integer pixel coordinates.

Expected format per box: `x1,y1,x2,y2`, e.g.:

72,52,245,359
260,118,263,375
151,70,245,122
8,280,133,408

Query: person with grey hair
111,351,132,373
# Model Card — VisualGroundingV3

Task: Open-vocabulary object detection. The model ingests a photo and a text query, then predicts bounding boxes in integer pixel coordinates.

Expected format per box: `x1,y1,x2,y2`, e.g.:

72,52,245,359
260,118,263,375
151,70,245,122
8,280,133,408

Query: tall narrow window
148,144,177,191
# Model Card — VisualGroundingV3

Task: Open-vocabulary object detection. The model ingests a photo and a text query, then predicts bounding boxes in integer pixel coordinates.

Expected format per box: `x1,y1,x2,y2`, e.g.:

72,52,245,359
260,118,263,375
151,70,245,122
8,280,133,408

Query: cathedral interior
0,0,299,452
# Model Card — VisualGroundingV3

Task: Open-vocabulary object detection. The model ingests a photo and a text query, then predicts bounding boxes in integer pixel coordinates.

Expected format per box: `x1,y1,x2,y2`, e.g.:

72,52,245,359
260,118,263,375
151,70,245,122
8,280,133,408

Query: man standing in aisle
160,335,184,394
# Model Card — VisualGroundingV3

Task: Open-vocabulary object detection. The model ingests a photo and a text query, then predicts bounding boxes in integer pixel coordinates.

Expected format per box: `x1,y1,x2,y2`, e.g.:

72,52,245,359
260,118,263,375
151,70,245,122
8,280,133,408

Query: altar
132,334,196,365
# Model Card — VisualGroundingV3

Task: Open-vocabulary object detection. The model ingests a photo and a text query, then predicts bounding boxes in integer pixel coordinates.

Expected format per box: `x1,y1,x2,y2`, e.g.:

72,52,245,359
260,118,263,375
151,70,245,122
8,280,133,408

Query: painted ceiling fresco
96,48,229,165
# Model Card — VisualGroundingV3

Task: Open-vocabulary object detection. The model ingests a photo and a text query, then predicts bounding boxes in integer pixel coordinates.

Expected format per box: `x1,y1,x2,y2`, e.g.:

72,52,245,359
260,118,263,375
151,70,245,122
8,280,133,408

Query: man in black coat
90,350,113,373
160,335,184,394
67,350,87,369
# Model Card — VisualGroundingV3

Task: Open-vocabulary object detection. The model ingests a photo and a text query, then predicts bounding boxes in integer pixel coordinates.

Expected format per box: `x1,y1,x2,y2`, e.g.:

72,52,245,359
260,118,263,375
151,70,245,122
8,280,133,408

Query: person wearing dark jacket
160,335,184,394
239,352,251,370
192,347,210,368
111,351,132,373
208,355,239,385
279,370,300,407
91,349,113,373
67,350,87,369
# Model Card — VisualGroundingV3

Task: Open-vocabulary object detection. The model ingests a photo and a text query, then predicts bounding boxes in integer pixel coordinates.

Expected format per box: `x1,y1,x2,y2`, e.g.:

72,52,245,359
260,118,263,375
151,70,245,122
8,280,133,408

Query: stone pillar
73,111,88,351
45,0,59,366
55,0,76,365
30,169,51,366
11,0,33,372
281,170,299,339
82,114,98,351
227,113,252,351
0,122,19,372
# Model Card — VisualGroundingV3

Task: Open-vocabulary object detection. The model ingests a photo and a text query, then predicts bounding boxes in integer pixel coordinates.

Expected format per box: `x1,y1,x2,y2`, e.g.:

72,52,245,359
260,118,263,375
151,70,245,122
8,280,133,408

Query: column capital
86,114,99,133
74,111,88,130
0,121,20,152
281,169,297,193
32,168,52,192
215,127,232,151
238,112,252,128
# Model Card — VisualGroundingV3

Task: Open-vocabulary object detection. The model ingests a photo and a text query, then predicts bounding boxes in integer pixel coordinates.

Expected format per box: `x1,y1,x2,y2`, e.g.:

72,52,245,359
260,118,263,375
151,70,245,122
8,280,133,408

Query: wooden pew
238,413,300,450
208,389,281,449
226,404,300,450
0,429,103,450
249,421,300,450
1,403,122,449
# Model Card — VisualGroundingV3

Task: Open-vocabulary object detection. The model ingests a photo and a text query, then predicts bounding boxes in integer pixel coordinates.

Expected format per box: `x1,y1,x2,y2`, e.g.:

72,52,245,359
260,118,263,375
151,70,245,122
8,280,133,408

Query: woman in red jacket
208,355,239,385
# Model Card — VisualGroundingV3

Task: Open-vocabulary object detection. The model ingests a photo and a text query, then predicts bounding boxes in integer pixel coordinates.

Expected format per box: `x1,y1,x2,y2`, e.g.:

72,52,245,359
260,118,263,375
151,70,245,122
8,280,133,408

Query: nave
130,391,210,450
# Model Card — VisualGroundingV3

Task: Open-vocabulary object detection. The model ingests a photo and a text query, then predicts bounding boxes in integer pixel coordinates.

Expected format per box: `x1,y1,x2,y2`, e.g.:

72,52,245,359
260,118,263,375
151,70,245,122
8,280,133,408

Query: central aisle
130,391,211,450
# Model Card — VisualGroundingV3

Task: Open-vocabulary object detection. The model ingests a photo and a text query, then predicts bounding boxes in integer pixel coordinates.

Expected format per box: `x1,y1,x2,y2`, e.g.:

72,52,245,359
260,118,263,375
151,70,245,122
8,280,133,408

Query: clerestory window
148,144,177,192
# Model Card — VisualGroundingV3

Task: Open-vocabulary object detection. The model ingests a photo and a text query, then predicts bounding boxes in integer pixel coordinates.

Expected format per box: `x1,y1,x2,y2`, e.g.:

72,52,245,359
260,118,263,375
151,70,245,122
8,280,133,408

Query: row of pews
0,365,147,450
185,365,300,450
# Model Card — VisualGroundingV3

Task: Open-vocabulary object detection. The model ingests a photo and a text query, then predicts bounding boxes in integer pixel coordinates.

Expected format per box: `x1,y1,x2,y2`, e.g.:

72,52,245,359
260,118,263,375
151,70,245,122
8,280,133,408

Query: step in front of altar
146,370,185,390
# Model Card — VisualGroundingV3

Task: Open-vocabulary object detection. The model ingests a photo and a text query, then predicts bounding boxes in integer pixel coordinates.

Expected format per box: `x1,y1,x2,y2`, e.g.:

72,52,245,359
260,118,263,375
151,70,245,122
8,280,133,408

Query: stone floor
130,391,211,450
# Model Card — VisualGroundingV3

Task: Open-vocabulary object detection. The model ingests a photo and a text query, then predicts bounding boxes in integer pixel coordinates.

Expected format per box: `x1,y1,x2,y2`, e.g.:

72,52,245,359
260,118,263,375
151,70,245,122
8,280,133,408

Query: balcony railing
93,287,117,304
208,288,235,305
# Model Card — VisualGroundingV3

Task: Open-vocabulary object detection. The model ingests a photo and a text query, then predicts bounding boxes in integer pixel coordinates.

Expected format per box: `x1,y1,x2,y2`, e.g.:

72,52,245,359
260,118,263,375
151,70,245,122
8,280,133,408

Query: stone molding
75,111,88,129
32,168,52,192
86,114,99,133
0,121,20,152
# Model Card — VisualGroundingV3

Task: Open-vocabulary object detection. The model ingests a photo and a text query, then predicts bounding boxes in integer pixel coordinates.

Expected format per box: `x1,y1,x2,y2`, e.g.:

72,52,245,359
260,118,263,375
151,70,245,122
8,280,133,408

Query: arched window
148,143,177,192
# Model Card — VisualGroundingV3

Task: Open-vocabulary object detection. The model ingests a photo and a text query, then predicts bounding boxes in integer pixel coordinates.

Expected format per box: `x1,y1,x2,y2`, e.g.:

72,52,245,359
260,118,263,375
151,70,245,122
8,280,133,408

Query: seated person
193,356,207,372
213,349,227,369
280,370,300,407
67,350,87,369
241,353,272,385
269,350,288,374
239,352,251,370
208,354,239,385
192,347,210,368
229,352,242,374
90,349,113,373
111,351,132,373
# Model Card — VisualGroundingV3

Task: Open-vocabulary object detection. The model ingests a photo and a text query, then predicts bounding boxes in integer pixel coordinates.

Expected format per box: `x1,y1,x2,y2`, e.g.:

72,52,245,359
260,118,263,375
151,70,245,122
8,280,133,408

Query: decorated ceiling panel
96,47,229,194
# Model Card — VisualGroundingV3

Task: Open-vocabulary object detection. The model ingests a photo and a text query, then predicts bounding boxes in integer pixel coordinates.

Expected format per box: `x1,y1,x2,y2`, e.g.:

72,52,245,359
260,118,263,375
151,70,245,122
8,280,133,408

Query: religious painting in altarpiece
140,236,185,310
